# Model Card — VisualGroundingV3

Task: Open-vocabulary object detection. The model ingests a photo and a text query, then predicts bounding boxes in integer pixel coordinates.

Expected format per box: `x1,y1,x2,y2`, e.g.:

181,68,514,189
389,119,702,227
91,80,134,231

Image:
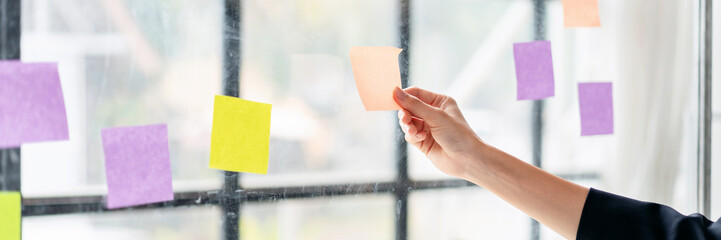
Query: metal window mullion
1,1,22,239
530,0,546,239
0,0,22,192
698,0,712,218
395,1,411,240
0,0,20,60
222,0,242,239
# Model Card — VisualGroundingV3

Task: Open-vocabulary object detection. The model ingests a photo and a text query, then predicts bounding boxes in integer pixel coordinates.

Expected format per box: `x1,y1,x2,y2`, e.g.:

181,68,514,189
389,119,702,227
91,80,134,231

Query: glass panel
241,0,398,187
241,195,393,240
408,0,534,180
409,188,530,239
541,225,564,240
542,0,698,214
23,206,220,240
20,0,223,196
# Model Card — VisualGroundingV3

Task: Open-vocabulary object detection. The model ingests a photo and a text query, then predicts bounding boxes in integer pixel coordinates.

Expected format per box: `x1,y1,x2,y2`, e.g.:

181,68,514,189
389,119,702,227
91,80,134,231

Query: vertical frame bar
0,0,20,59
395,0,411,240
222,0,242,239
530,0,546,239
698,0,712,218
0,0,22,192
1,1,22,238
397,0,411,181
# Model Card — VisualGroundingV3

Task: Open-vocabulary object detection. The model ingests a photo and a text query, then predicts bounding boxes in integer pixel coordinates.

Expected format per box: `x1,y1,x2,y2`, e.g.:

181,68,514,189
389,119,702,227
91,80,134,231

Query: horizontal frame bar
22,172,598,217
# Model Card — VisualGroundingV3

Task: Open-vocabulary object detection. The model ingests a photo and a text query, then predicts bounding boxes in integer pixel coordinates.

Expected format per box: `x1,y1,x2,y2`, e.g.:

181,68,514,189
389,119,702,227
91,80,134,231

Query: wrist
458,138,495,184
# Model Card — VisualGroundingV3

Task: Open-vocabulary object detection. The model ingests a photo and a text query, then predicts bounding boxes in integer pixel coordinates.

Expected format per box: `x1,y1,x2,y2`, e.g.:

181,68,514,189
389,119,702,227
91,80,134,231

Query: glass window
20,0,224,196
23,207,220,240
543,0,699,215
409,0,534,180
3,0,713,239
241,195,394,240
241,0,398,187
409,188,529,239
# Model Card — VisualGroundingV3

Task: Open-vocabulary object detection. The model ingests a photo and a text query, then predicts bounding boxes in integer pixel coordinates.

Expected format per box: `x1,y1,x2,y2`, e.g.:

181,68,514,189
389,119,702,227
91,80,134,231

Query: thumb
393,87,444,124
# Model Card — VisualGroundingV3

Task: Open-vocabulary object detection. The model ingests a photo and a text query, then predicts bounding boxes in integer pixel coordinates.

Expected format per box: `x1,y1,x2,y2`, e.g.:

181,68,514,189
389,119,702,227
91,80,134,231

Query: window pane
242,195,393,240
541,225,564,240
408,0,534,180
409,188,529,239
241,0,398,187
542,0,698,214
23,206,220,240
20,0,223,196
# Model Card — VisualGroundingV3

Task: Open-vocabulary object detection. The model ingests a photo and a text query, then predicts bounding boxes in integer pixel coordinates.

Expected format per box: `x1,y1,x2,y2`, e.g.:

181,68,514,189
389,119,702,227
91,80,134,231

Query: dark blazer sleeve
576,188,721,240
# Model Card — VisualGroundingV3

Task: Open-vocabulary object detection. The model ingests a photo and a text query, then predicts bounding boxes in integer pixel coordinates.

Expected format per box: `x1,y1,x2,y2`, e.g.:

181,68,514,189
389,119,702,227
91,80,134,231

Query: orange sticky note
562,0,601,28
350,46,403,111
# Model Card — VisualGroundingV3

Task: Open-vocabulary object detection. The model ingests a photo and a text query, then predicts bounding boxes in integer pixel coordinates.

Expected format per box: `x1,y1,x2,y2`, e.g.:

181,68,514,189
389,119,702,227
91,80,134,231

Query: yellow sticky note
0,192,21,240
350,46,403,111
209,95,272,174
562,0,601,28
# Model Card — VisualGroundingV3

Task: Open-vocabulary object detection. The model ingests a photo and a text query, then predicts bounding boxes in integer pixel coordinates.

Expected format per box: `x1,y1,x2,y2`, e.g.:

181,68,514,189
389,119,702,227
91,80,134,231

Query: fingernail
415,132,423,139
393,87,405,101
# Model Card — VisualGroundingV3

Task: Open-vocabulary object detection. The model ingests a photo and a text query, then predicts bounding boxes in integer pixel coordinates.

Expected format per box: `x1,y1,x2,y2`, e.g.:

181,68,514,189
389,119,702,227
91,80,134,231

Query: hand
393,87,487,179
395,87,589,239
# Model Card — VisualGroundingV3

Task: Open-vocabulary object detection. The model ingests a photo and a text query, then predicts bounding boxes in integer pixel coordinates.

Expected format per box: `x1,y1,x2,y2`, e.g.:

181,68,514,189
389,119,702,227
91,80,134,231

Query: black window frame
7,0,712,239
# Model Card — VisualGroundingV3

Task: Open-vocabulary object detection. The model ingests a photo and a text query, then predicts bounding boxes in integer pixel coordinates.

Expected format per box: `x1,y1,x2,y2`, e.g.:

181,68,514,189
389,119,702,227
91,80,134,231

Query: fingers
404,86,447,108
399,117,427,144
393,87,445,124
411,118,426,140
398,109,412,125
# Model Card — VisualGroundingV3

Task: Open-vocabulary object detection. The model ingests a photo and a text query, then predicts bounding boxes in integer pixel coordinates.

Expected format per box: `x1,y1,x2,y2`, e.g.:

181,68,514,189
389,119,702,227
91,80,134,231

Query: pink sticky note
562,0,601,28
514,41,555,100
102,124,174,209
578,82,613,136
0,61,69,148
350,46,403,111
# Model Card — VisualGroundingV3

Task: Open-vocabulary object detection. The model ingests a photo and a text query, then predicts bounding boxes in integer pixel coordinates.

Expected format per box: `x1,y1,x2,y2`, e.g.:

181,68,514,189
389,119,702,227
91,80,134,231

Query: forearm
461,142,589,239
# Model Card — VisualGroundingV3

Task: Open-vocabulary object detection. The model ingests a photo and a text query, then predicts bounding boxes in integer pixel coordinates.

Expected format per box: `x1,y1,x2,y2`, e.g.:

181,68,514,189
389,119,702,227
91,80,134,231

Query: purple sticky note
102,124,174,209
0,61,69,148
578,82,614,136
513,41,555,100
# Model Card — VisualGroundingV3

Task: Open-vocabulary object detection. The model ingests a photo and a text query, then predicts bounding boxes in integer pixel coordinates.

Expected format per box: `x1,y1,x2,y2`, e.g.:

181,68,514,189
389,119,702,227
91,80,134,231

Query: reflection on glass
242,195,393,240
23,206,220,240
409,188,529,240
241,0,398,186
10,0,710,238
543,0,698,215
20,0,223,196
409,0,534,180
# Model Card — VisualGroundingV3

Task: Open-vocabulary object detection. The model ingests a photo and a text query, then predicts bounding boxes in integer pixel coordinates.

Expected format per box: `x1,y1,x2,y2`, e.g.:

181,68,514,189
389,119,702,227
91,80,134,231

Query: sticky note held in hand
0,61,69,148
210,95,272,174
513,41,555,100
0,192,21,240
102,124,174,209
578,82,613,136
350,46,403,111
562,0,601,28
